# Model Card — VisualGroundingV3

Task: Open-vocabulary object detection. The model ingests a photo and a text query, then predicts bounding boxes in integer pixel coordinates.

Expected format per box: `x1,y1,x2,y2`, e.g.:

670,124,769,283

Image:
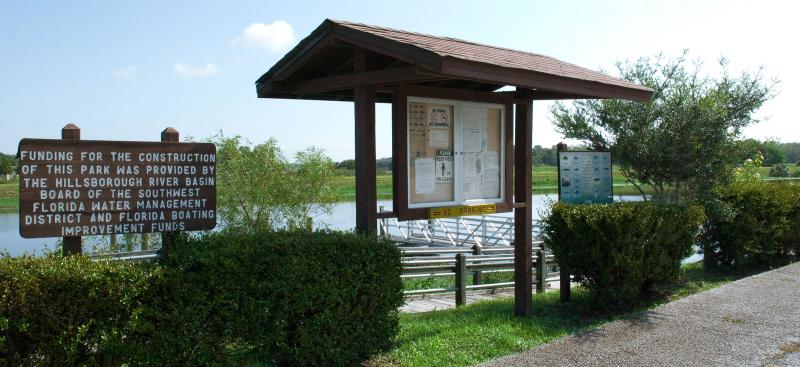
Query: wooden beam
290,66,442,94
498,90,601,100
441,58,653,101
514,96,534,317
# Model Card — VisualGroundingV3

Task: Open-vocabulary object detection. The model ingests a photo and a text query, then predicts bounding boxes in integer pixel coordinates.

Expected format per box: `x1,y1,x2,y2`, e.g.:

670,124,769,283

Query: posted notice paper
481,151,500,198
414,158,436,194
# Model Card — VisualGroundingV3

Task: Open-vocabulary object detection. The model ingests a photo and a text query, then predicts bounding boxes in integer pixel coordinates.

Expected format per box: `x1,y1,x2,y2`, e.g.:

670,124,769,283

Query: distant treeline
330,140,800,171
738,140,800,166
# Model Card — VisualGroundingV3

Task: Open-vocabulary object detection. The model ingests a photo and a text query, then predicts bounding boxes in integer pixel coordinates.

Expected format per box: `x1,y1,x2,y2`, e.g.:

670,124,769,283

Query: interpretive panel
557,151,612,204
18,139,217,238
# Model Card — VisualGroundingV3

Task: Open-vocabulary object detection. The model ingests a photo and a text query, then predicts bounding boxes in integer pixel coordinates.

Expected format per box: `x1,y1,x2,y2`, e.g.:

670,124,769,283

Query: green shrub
0,255,160,366
769,163,790,177
0,230,403,366
702,181,800,268
543,202,704,311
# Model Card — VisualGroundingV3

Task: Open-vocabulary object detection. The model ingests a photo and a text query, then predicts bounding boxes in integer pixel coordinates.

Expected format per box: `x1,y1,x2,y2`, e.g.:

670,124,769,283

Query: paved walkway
480,262,800,367
401,288,515,313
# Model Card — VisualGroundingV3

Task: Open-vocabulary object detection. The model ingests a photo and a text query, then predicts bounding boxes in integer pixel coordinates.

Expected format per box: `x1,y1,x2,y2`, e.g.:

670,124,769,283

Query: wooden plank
288,66,442,94
514,95,533,317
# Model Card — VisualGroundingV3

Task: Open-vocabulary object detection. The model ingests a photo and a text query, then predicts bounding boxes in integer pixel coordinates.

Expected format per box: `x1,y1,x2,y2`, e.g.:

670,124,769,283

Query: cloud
172,63,220,78
230,20,296,51
113,65,136,80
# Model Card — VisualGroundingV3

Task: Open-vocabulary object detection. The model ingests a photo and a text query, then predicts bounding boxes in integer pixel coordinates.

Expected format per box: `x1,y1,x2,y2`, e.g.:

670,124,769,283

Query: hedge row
0,230,403,366
702,181,800,268
543,202,705,311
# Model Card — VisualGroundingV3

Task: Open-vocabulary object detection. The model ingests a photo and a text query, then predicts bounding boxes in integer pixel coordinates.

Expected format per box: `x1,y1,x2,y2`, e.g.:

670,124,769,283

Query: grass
369,262,766,367
0,182,18,211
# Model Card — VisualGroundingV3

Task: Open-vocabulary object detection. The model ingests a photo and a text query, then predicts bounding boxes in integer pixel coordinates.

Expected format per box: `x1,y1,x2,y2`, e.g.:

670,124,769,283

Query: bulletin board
393,86,514,221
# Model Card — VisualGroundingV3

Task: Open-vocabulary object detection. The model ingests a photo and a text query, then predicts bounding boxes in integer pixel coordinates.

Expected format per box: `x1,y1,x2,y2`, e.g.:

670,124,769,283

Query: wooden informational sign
18,139,216,238
557,151,613,204
393,86,513,220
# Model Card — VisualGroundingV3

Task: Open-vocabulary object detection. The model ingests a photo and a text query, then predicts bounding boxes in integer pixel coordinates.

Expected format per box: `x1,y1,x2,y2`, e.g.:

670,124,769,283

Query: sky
0,0,797,161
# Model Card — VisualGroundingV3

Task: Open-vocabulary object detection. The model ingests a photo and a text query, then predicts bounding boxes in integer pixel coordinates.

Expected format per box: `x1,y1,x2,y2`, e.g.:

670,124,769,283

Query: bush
702,181,800,268
543,202,705,311
0,230,403,366
0,255,160,366
769,163,790,177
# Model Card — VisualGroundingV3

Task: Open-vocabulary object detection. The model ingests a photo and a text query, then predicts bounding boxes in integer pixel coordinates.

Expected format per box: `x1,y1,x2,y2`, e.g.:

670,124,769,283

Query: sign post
160,127,180,259
61,124,82,256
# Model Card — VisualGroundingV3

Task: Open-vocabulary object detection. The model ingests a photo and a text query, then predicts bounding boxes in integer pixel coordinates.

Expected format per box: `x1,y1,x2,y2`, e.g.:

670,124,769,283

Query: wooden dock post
455,253,467,306
536,249,545,293
62,124,82,256
472,244,482,285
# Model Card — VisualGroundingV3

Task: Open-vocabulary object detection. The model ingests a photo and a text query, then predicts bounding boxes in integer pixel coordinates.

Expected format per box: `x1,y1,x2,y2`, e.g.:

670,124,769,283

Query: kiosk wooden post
556,142,571,302
61,124,82,256
160,127,180,258
353,48,377,235
514,97,533,316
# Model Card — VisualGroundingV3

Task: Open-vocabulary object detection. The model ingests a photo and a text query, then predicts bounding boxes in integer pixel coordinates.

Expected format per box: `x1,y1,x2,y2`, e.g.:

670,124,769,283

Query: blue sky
1,0,796,161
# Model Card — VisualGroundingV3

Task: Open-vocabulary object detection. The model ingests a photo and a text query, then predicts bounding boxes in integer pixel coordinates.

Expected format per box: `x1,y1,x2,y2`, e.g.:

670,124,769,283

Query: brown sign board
17,138,217,238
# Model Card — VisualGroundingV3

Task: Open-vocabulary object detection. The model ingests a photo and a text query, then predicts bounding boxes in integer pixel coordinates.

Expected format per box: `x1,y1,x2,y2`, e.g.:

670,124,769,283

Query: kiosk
256,19,652,316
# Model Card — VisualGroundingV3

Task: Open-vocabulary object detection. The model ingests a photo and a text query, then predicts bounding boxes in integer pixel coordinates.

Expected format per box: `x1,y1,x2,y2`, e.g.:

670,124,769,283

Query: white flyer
428,129,450,148
481,151,500,198
414,158,436,194
462,106,487,152
462,152,482,199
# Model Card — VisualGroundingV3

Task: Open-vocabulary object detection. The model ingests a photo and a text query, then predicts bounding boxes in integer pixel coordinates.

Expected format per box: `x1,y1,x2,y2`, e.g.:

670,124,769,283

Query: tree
760,140,785,166
552,52,774,202
778,142,800,164
0,154,13,176
211,133,336,233
532,145,558,166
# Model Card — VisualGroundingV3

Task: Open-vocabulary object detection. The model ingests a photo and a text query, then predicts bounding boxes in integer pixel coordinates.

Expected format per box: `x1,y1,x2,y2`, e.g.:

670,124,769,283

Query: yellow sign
428,204,497,219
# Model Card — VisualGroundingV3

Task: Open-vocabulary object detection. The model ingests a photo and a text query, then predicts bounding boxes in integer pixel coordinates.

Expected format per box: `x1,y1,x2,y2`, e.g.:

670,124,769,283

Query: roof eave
440,57,653,101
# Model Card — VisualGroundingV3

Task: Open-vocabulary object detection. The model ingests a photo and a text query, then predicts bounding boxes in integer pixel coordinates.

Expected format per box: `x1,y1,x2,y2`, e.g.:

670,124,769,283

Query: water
3,193,653,257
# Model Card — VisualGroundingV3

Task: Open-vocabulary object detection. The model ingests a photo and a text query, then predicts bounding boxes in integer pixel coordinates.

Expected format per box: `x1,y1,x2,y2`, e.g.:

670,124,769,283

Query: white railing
378,206,543,247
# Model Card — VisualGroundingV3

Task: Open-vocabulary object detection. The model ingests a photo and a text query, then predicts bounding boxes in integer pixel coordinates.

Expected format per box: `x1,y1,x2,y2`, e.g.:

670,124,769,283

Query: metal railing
400,244,560,306
378,206,543,248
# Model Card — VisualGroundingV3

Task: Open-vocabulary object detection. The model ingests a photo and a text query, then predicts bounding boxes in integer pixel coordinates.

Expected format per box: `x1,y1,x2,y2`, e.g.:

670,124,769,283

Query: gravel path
480,262,800,367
